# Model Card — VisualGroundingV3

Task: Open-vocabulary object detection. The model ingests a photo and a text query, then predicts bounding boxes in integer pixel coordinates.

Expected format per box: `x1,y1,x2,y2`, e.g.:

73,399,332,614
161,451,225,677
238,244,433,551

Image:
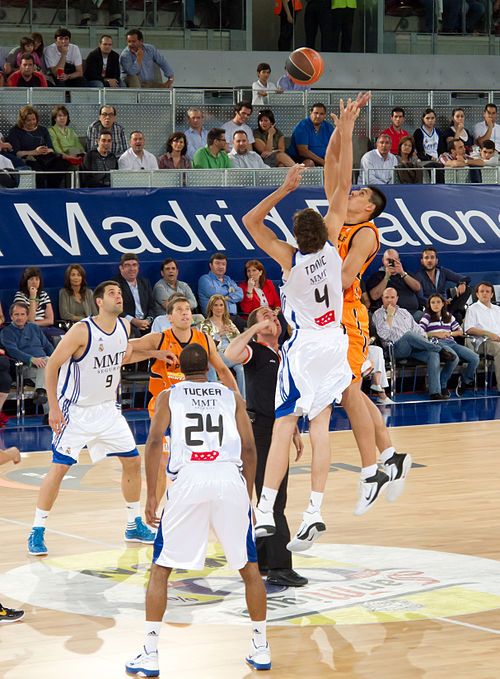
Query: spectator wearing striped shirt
86,105,127,157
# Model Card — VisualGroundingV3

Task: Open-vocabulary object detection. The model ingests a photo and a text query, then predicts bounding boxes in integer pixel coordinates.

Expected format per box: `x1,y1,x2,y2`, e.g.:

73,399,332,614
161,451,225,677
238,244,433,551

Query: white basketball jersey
280,241,344,331
57,317,128,407
167,380,242,478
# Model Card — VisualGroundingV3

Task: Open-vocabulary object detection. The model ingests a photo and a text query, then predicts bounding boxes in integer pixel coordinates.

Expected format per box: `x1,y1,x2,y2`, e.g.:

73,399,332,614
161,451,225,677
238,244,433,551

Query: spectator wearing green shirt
192,128,232,169
48,105,85,164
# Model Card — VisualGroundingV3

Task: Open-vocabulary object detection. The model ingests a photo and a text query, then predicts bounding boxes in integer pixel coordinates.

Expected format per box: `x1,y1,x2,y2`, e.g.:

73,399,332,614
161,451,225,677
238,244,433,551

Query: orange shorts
342,304,369,384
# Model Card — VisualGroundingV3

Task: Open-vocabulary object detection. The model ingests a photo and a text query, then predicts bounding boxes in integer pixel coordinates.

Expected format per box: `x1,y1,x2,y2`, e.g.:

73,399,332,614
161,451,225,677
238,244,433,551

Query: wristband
387,314,394,317
30,297,40,301
385,276,390,281
29,358,32,367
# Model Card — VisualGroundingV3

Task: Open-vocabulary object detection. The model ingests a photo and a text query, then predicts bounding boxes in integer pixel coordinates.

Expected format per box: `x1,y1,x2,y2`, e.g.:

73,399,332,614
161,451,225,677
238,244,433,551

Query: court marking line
435,616,500,635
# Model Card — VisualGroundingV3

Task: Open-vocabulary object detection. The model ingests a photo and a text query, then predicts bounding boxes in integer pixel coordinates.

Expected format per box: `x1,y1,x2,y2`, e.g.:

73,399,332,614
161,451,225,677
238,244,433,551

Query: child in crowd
252,62,282,106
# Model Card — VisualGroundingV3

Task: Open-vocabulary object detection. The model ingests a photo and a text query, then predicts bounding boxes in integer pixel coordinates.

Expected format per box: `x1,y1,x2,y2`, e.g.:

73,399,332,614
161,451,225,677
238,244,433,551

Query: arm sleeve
181,283,198,311
293,120,309,147
49,128,63,154
41,329,54,356
0,328,31,363
118,126,127,157
227,277,244,303
120,50,138,76
153,47,174,78
464,307,478,333
372,310,392,342
419,313,430,332
58,289,72,321
197,275,212,313
450,316,461,332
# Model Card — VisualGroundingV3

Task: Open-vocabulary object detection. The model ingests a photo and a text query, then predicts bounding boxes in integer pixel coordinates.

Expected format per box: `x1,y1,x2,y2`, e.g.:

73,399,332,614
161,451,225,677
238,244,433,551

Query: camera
388,259,395,266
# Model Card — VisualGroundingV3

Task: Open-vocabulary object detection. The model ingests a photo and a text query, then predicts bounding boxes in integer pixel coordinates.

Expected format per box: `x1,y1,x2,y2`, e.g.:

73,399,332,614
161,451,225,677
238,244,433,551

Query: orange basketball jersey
337,220,380,308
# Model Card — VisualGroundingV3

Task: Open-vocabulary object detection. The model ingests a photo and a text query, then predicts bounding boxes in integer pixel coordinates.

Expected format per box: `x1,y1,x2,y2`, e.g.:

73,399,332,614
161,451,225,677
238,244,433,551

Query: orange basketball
285,47,324,86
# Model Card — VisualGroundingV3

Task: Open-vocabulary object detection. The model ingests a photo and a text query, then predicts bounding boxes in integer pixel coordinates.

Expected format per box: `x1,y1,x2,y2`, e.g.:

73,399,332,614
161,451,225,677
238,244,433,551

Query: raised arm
224,320,271,364
206,334,239,392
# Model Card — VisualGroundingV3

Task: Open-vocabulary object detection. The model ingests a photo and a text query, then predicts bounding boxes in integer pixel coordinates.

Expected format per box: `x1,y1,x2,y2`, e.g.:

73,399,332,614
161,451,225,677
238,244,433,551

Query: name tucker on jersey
184,385,222,408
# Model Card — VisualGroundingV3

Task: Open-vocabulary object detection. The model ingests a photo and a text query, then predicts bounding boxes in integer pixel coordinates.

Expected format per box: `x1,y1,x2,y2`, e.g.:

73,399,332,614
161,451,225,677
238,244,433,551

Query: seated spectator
253,109,295,167
0,132,28,171
286,102,334,167
413,108,446,162
30,33,46,74
184,108,208,161
158,132,192,169
464,281,500,391
367,344,394,404
373,287,457,400
120,29,174,89
0,303,54,421
44,27,88,87
192,128,232,169
6,105,66,189
414,246,472,323
58,264,97,323
119,131,158,170
276,68,311,92
438,138,484,183
79,0,123,27
228,130,267,168
473,103,500,152
443,107,474,152
7,54,47,87
0,154,19,188
83,35,121,88
152,258,201,320
360,134,398,184
49,105,85,167
420,293,479,397
13,266,63,342
3,36,44,75
367,248,422,317
81,131,118,187
395,136,423,184
470,139,499,165
113,253,155,338
238,259,281,318
86,105,127,157
200,295,246,398
222,101,255,152
252,62,282,106
198,252,245,330
381,107,409,155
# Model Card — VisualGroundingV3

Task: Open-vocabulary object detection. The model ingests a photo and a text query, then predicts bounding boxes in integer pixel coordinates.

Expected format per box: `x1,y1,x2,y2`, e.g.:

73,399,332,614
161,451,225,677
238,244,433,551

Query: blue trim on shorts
275,331,301,419
107,448,139,458
152,508,165,563
246,507,257,563
52,448,77,466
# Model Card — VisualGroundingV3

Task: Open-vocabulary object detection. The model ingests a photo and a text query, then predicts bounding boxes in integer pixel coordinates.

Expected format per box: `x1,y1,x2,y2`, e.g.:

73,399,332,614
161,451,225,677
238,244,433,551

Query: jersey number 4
185,413,224,446
314,284,330,309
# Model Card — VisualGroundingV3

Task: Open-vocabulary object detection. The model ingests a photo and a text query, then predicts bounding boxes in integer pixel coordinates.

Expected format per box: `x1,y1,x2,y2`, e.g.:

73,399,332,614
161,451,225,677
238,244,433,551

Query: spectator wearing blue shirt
287,102,334,166
120,29,174,89
184,108,208,161
198,253,245,331
276,71,311,92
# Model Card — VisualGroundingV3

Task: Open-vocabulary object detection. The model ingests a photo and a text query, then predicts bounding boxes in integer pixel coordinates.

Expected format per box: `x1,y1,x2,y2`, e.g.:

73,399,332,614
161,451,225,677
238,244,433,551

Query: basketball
285,47,324,86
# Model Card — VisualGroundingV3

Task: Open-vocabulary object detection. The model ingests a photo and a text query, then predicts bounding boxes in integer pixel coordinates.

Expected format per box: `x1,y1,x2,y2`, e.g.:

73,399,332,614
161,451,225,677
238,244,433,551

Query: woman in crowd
59,264,97,323
158,132,192,169
30,32,46,73
13,266,63,341
420,293,479,397
238,259,281,318
442,107,474,152
253,109,294,167
200,295,246,398
49,105,85,167
395,136,423,184
6,106,66,188
413,108,446,163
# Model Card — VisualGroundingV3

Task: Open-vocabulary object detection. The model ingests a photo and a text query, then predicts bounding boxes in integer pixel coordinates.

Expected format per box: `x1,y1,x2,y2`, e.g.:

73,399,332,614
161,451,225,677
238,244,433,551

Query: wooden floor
1,419,500,678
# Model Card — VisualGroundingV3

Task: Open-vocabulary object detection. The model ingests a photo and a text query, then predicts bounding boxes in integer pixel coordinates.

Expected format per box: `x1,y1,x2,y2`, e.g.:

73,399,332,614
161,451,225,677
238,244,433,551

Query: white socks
126,501,141,526
380,446,396,464
361,464,378,480
306,491,323,514
33,507,49,528
144,621,161,653
258,487,277,513
252,620,267,647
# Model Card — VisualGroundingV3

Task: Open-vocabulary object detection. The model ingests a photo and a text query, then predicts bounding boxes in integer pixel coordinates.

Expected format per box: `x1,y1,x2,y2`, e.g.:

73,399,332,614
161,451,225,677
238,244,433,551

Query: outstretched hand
331,98,361,131
354,91,372,109
282,164,307,192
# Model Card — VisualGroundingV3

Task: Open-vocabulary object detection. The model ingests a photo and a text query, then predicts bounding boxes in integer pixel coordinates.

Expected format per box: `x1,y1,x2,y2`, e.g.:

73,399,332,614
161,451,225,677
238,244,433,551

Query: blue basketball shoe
125,517,156,544
28,527,48,555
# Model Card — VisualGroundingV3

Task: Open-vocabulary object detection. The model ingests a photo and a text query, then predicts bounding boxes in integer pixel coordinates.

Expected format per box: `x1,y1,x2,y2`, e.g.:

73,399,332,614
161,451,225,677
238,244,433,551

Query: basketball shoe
246,640,271,670
383,452,412,502
28,527,48,555
0,604,24,623
126,647,159,676
253,506,276,538
286,510,326,552
354,469,390,516
125,517,156,544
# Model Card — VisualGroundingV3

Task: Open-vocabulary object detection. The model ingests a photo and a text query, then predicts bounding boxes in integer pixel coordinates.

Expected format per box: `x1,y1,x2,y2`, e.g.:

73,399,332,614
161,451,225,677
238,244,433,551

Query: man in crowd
81,131,118,188
277,67,311,92
113,253,155,337
83,34,121,87
0,302,54,422
7,54,47,87
470,140,499,166
360,134,398,184
228,130,268,168
192,128,232,169
222,102,255,152
373,287,457,400
252,62,282,106
118,131,158,170
184,108,208,161
152,258,202,324
367,248,422,317
86,105,127,157
381,107,409,155
120,29,174,89
198,252,244,329
474,103,500,152
414,246,472,322
464,281,500,390
44,27,88,87
286,102,334,167
438,138,484,182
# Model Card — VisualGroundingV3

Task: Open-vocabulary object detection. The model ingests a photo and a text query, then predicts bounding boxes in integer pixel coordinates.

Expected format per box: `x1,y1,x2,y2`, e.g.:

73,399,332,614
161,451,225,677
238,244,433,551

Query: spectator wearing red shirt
239,260,281,318
7,54,47,87
381,106,409,155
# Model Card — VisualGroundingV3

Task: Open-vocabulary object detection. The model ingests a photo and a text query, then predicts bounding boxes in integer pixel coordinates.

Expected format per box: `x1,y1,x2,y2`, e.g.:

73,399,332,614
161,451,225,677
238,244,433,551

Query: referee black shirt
242,339,280,419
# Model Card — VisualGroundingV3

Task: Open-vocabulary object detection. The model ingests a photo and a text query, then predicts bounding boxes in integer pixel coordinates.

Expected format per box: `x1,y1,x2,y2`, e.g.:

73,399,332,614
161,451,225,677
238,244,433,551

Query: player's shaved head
179,343,209,375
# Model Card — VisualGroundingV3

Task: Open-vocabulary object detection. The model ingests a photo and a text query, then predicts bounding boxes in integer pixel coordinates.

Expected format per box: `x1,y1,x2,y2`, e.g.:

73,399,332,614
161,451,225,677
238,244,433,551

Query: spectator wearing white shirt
184,108,208,161
228,130,267,169
470,140,499,166
464,281,500,390
119,131,158,170
473,103,500,152
251,62,282,106
44,27,88,87
222,101,255,152
360,134,398,184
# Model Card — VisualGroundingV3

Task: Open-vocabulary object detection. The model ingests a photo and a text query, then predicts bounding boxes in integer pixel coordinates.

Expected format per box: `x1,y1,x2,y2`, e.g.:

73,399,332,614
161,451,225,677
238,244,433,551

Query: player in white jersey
240,102,361,552
27,280,159,556
126,344,270,677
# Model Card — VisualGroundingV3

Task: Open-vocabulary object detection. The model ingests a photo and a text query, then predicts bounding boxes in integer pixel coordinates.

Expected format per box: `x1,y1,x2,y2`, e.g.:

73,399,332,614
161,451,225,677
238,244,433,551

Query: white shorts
52,400,138,465
153,462,256,571
276,326,351,420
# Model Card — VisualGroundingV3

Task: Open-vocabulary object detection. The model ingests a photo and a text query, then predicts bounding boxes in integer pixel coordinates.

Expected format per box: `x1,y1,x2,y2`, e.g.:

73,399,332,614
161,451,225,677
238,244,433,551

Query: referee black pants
252,415,292,571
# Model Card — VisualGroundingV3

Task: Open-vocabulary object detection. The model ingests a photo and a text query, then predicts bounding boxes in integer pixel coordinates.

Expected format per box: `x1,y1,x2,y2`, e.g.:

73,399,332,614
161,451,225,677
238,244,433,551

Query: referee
225,306,307,587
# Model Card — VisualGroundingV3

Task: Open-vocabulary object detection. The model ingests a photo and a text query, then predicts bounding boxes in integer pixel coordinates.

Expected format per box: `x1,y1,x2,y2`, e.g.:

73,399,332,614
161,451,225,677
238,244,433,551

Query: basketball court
1,394,500,678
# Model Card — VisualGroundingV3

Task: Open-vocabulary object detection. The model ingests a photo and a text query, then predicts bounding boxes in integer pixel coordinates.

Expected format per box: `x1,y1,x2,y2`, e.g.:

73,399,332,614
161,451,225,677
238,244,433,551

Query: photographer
367,248,422,319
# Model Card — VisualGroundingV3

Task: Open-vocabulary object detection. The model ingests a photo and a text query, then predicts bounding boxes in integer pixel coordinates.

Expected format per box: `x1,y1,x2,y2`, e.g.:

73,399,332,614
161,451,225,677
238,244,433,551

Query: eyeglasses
100,113,115,118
